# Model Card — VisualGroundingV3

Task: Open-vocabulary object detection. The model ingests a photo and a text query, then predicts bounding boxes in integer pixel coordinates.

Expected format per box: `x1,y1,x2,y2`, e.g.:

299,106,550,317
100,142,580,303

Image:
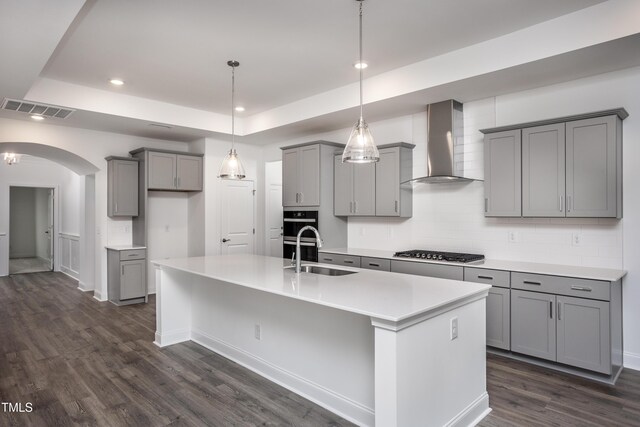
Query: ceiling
3,0,640,143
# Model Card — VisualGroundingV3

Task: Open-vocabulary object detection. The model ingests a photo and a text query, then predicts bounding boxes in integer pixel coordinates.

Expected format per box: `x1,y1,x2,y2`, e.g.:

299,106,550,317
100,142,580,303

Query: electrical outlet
124,224,131,233
254,324,261,340
450,317,458,341
572,233,583,246
508,231,521,243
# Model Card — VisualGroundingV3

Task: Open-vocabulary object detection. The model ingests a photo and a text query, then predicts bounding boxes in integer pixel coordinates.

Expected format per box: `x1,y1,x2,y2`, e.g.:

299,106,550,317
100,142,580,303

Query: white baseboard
191,328,374,427
624,351,640,371
445,392,491,427
60,266,79,280
93,290,106,302
154,330,191,348
77,281,93,292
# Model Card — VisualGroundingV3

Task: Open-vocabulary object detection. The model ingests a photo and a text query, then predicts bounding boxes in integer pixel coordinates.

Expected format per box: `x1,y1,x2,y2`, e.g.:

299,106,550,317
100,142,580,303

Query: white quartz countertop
105,245,147,251
151,254,490,323
320,248,626,282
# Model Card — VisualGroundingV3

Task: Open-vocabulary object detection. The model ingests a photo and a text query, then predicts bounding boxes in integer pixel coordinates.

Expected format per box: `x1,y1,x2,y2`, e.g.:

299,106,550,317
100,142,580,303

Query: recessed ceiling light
109,79,125,86
31,115,44,121
354,62,368,69
235,106,245,112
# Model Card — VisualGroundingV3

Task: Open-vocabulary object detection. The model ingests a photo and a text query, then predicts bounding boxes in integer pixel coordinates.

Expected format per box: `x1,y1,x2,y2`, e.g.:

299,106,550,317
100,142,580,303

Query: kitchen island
152,254,491,427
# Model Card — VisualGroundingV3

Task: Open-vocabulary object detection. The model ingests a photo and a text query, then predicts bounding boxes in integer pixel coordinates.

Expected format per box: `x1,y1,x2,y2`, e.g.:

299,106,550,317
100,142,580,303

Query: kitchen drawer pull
477,275,494,280
344,260,354,264
523,280,542,286
570,286,592,292
369,263,380,267
323,257,334,262
128,254,139,257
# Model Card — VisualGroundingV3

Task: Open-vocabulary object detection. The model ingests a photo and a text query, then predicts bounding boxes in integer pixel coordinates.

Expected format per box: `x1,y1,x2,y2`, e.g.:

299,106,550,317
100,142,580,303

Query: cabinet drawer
361,257,391,272
511,272,610,301
318,253,361,267
119,249,146,261
464,267,510,288
391,260,463,281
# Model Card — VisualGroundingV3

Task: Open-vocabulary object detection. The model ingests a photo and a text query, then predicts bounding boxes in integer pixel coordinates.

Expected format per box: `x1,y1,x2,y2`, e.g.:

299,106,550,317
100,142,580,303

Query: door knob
222,238,231,243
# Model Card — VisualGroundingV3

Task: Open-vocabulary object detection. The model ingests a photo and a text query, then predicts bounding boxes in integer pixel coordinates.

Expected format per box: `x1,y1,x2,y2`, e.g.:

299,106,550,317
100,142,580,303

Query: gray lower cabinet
511,288,614,375
464,267,511,350
522,123,565,217
318,252,361,267
147,151,203,191
107,248,147,305
391,260,463,280
106,157,139,217
334,155,375,216
556,295,610,374
484,130,522,217
511,289,557,361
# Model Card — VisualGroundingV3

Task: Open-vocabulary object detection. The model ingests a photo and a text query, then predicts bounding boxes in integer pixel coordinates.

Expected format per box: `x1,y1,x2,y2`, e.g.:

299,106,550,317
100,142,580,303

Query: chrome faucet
295,225,323,273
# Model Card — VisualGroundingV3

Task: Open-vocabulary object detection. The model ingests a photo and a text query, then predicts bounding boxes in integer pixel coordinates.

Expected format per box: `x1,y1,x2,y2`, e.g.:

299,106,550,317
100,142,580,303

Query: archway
0,142,99,293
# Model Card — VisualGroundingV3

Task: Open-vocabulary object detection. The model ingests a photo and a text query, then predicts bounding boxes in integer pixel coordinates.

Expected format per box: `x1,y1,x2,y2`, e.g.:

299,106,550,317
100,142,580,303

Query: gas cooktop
393,250,484,263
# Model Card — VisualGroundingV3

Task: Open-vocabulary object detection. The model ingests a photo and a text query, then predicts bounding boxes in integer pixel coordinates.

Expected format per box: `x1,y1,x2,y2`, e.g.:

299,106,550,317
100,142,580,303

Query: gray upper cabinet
482,109,625,218
511,289,556,361
147,151,203,192
282,144,320,207
334,155,375,216
556,295,611,374
148,151,177,190
566,115,621,218
522,123,565,217
375,144,413,217
176,155,203,191
107,157,139,217
484,130,522,217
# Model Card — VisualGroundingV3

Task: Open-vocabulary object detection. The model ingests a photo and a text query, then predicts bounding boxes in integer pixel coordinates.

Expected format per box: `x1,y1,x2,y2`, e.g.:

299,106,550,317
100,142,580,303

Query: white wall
264,66,640,369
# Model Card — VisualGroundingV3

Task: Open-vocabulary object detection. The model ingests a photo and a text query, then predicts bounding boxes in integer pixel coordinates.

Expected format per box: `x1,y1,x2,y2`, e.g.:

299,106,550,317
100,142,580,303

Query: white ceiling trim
20,0,640,140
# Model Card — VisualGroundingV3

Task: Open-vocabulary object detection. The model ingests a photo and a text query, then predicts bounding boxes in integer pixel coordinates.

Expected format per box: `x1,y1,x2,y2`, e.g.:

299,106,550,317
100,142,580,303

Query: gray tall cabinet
482,108,627,218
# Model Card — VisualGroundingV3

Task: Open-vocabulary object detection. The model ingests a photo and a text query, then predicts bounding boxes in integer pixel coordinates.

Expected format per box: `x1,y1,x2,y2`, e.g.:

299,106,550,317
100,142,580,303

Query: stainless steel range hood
405,99,479,184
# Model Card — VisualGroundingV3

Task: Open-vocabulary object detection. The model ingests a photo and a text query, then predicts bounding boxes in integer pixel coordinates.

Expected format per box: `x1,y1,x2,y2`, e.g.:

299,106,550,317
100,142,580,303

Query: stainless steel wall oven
282,211,319,262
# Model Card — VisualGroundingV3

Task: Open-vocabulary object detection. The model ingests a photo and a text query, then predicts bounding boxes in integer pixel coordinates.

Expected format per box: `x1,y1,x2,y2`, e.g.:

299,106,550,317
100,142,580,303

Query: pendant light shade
218,60,246,180
342,0,379,164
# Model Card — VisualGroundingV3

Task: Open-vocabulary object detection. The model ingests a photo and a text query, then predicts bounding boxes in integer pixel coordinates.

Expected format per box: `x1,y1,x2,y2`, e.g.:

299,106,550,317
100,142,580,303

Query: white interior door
220,180,255,255
47,189,54,270
267,183,283,257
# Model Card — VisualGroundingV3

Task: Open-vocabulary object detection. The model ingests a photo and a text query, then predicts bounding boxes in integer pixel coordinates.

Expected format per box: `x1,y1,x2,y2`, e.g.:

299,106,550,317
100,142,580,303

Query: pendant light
218,60,246,179
342,0,379,163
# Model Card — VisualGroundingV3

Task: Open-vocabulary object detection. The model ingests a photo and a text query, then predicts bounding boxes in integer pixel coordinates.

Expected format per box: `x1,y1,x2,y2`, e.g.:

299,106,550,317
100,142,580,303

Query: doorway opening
9,186,55,274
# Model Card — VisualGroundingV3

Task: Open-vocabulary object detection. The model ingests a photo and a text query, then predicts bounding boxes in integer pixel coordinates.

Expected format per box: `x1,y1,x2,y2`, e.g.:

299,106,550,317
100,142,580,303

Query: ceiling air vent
1,98,75,119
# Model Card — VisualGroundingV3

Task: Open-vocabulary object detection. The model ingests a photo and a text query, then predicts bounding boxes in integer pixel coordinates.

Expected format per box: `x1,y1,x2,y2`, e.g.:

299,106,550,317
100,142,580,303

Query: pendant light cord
231,64,236,149
359,1,363,121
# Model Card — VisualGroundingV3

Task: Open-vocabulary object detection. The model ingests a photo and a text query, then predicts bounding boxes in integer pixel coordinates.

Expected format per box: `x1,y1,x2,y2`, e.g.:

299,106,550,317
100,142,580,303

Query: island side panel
154,266,193,346
373,298,490,427
188,276,375,427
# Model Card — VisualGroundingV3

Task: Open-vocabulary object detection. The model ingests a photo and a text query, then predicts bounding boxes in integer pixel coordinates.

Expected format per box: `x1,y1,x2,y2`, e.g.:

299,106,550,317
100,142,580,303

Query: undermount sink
288,265,358,276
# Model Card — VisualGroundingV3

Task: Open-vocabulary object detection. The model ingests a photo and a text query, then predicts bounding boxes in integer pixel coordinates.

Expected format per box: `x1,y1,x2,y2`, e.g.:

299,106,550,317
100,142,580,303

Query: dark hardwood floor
0,272,639,426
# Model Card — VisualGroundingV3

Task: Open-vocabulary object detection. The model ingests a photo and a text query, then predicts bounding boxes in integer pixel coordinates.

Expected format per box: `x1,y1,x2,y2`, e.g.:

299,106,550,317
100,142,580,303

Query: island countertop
151,254,490,324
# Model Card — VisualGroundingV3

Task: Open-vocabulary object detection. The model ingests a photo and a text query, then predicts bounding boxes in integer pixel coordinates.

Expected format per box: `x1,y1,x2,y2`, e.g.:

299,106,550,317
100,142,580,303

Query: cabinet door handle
344,260,354,264
523,280,542,286
121,265,124,275
295,193,299,203
354,201,358,213
558,302,562,320
115,202,118,213
570,286,592,292
177,177,181,188
484,198,488,213
395,200,398,213
559,196,563,212
567,195,572,212
349,201,353,213
550,301,553,319
299,192,303,203
478,275,494,280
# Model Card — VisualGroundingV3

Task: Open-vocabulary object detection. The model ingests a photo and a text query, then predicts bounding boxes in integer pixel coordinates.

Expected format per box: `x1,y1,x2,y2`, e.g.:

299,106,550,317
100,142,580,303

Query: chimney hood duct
405,99,479,184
